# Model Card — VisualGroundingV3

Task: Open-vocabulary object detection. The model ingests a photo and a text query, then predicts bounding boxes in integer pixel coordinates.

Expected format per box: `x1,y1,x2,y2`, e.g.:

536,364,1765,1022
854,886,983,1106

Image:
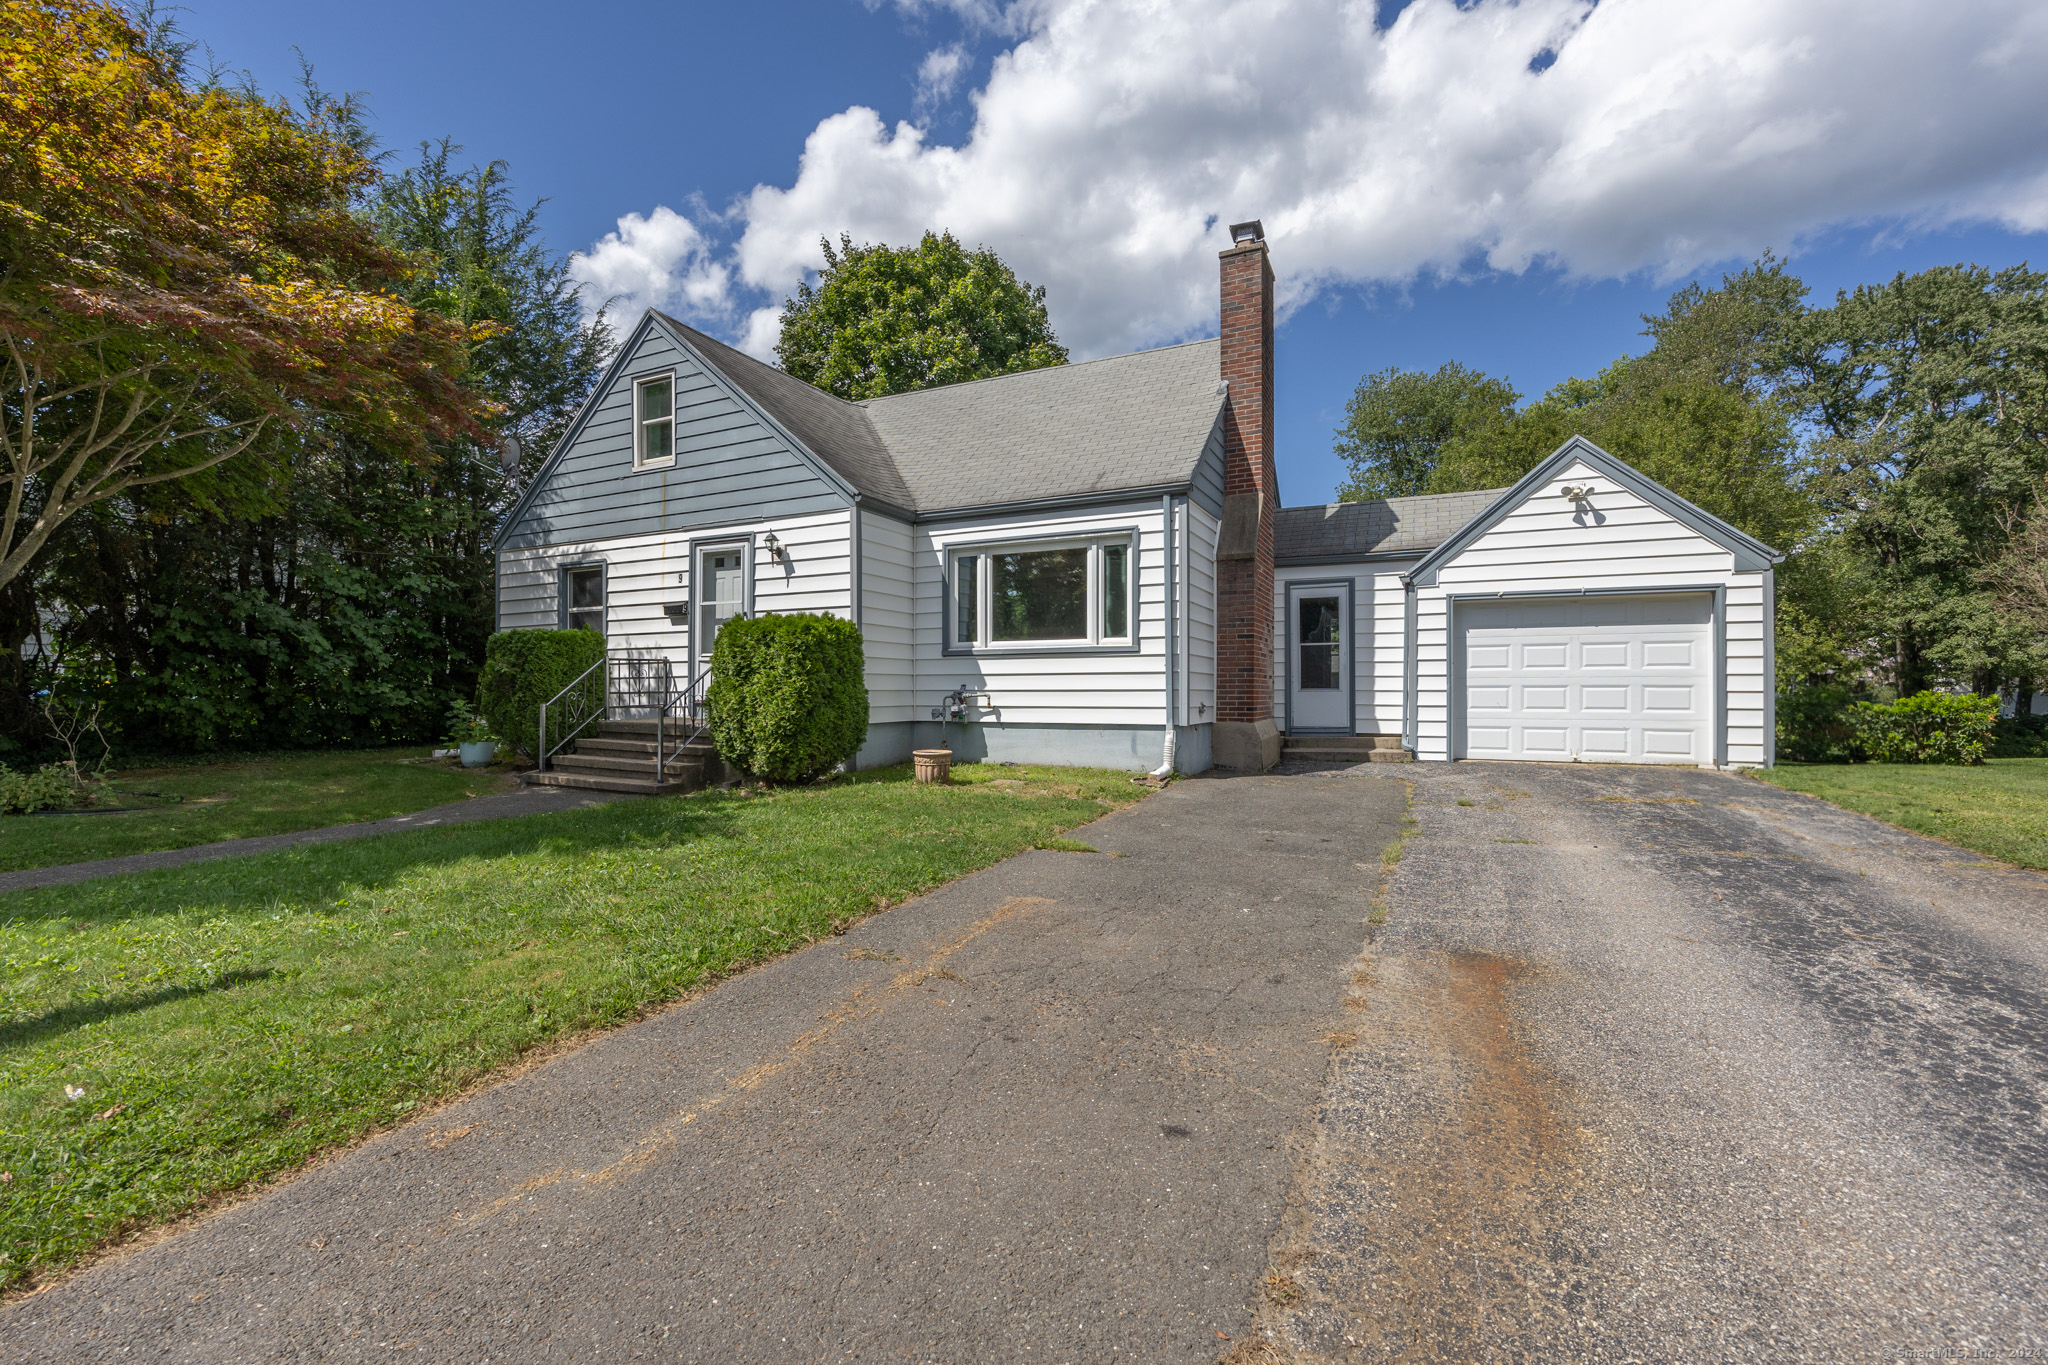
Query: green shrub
1850,691,1997,765
706,614,868,783
0,763,78,815
1994,712,2048,758
1777,684,1867,762
476,629,606,759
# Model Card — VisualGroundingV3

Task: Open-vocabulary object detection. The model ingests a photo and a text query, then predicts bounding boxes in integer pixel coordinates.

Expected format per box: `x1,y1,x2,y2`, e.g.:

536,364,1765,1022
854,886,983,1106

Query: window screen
954,555,978,644
566,567,605,634
1102,543,1129,640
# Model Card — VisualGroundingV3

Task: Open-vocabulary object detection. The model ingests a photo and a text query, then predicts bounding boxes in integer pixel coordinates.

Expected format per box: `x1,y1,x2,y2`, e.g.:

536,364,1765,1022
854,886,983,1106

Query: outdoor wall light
1561,484,1597,504
762,529,784,563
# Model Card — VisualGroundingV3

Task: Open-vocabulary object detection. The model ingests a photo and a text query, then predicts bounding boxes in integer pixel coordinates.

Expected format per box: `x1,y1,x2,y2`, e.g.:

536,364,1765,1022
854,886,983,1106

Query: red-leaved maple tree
0,0,488,591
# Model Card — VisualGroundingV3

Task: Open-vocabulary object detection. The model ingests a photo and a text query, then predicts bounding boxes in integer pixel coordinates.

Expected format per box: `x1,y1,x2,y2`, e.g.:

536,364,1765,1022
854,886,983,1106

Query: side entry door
1287,583,1351,733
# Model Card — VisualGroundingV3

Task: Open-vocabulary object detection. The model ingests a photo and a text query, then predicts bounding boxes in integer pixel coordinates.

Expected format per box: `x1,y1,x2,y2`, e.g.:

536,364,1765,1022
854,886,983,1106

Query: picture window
948,535,1134,650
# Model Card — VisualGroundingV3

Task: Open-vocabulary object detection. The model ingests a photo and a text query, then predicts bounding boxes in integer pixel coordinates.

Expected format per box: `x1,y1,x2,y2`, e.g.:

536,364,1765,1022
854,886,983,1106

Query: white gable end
1403,440,1781,770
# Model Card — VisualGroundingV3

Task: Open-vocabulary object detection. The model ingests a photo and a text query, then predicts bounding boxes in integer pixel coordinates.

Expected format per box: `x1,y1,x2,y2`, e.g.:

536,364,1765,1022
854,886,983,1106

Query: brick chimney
1213,219,1281,771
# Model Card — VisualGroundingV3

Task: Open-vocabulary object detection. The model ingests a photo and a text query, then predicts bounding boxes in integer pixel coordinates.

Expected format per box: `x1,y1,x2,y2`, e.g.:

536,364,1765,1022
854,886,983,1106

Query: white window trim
944,530,1137,655
633,371,677,470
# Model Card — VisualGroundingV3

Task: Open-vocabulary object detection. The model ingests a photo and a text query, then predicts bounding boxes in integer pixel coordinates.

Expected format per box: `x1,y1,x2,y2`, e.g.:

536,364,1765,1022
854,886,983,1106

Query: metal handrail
653,655,717,783
537,656,606,772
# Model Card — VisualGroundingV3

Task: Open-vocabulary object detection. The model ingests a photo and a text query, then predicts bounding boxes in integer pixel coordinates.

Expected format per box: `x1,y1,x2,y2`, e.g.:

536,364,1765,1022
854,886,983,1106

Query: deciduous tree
1334,362,1517,500
775,231,1066,399
0,0,483,593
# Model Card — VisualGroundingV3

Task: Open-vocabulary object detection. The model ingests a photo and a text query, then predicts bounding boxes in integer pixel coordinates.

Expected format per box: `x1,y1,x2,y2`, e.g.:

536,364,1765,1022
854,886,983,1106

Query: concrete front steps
522,717,725,796
1280,733,1412,764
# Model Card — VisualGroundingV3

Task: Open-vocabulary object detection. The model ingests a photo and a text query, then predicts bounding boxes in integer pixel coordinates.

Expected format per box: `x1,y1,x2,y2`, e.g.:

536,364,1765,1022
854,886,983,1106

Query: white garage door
1458,593,1715,765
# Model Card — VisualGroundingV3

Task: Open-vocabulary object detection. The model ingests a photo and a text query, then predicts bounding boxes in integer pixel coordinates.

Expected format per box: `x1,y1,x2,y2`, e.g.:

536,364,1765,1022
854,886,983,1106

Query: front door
1288,584,1350,732
697,546,745,657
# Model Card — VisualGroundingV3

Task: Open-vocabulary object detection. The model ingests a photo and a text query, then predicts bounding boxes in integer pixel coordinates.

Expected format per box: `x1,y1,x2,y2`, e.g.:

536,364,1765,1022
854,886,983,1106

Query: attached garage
1403,437,1784,769
1457,592,1716,764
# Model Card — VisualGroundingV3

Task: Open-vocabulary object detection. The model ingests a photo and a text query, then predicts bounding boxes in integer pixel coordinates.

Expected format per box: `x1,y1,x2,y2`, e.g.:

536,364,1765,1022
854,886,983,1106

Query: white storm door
697,547,746,655
1459,593,1714,765
1288,584,1351,732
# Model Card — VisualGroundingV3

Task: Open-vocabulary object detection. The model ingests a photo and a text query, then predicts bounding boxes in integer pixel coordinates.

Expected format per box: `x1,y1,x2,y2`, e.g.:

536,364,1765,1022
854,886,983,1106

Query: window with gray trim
947,535,1133,650
564,565,605,634
635,374,675,468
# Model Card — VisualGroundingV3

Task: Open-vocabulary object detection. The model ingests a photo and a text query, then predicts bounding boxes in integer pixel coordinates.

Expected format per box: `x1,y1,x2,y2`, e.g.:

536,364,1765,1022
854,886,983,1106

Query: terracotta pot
912,748,953,784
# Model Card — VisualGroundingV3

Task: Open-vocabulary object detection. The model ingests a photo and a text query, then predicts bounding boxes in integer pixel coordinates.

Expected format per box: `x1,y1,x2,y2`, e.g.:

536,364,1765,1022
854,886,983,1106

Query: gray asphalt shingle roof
664,316,1226,517
1274,489,1508,560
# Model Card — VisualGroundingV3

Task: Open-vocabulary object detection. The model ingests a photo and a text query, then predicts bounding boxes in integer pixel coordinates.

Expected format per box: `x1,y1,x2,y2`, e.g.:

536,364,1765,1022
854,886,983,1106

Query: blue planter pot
459,741,498,768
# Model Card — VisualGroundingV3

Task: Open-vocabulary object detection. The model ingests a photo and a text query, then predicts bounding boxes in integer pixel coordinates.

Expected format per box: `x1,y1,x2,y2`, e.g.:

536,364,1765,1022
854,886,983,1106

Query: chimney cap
1228,219,1264,245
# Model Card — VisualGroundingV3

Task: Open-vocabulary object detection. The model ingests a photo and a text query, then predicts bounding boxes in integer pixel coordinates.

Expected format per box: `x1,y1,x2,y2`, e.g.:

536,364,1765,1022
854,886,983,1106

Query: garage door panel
1643,640,1698,668
1581,729,1631,754
1458,594,1714,765
1581,642,1630,667
1643,686,1696,712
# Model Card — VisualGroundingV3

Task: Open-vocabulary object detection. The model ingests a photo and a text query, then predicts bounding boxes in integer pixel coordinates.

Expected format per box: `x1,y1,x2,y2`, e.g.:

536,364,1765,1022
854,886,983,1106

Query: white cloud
610,0,2048,360
568,205,732,330
915,43,972,110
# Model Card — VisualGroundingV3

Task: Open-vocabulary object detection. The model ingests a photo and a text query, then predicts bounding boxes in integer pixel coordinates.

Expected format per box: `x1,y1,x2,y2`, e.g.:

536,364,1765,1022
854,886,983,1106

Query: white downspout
1151,493,1179,779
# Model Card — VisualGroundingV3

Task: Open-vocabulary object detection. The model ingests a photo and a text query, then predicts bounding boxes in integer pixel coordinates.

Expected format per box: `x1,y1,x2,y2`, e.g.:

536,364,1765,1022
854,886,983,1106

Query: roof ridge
1287,488,1512,514
861,335,1223,408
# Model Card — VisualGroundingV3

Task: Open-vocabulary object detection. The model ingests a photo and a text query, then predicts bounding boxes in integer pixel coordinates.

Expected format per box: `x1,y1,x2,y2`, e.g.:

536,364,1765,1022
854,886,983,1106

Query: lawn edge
1743,768,2046,873
0,781,1151,1303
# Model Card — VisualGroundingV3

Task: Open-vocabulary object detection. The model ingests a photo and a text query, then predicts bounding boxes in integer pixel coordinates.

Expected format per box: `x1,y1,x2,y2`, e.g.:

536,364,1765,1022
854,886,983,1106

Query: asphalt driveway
1,772,1405,1365
8,759,2046,1363
1245,759,2048,1362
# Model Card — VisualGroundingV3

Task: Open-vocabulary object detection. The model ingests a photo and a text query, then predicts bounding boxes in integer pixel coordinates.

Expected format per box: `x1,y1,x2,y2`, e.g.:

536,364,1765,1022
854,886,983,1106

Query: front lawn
1755,758,2048,870
0,749,511,875
0,763,1143,1289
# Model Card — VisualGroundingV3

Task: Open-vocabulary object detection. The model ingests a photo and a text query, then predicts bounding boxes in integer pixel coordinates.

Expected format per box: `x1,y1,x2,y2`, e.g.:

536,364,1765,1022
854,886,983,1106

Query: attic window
635,374,675,468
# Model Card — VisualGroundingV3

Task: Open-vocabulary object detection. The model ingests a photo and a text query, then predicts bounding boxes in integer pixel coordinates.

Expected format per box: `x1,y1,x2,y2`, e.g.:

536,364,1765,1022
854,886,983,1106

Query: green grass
1755,757,2048,869
0,762,1142,1288
0,749,511,874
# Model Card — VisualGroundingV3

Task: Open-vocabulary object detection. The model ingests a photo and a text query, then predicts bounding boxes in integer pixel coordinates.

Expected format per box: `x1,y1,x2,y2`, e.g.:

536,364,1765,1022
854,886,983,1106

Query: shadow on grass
1,791,751,925
0,968,275,1048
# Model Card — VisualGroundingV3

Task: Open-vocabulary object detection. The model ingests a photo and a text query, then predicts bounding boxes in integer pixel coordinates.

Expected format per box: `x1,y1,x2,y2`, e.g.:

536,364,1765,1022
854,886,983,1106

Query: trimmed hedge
706,614,868,783
477,628,607,760
1850,691,1996,765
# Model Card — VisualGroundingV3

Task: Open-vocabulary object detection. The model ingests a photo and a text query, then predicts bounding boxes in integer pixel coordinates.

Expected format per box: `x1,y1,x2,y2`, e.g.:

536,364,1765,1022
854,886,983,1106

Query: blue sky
187,0,2047,505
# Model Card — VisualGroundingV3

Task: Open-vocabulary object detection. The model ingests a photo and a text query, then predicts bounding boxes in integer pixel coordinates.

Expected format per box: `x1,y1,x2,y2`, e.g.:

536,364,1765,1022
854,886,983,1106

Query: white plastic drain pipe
1151,492,1178,780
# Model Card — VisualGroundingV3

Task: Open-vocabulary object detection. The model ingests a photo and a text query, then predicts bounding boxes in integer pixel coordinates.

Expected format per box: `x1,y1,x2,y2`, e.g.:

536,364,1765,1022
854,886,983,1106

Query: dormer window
635,374,675,468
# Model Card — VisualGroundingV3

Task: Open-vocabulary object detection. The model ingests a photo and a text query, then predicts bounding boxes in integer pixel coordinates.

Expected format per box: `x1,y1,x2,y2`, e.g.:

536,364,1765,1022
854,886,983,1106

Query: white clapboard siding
861,511,916,724
1185,504,1220,724
495,508,853,671
912,500,1173,727
1413,457,1772,767
1271,561,1414,737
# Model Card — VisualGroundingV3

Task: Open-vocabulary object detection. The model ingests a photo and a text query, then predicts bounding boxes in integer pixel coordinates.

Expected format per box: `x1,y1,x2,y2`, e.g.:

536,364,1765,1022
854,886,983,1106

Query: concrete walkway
0,786,630,895
0,772,1406,1364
